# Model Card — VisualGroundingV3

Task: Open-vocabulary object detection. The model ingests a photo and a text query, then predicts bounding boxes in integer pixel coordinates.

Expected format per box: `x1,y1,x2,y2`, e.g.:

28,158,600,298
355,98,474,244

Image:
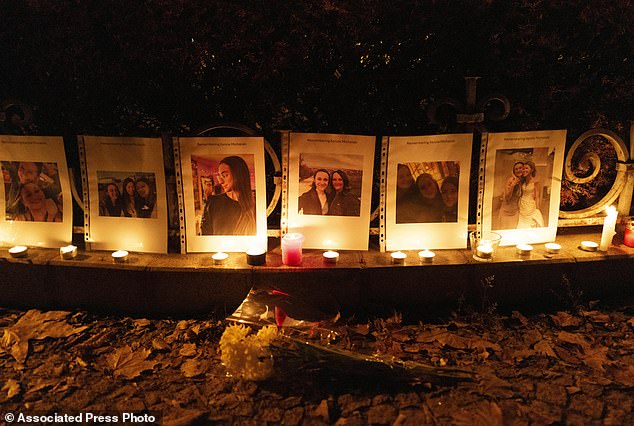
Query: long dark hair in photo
220,156,256,234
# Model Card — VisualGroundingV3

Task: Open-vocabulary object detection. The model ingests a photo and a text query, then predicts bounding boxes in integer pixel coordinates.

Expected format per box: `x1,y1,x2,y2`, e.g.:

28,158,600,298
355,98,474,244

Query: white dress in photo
517,181,544,228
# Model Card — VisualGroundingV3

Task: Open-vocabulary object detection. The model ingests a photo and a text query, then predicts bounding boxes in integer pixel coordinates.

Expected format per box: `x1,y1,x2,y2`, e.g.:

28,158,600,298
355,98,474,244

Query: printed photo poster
287,132,375,250
82,136,168,253
385,134,472,250
178,137,267,253
0,135,72,247
482,130,566,246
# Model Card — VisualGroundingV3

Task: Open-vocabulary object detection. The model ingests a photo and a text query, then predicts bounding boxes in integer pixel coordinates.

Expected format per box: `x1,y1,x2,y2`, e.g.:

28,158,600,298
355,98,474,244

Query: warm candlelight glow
8,245,28,258
323,250,340,264
579,241,598,252
470,231,501,261
544,242,561,254
212,252,229,265
476,244,493,259
112,250,129,262
60,245,77,259
282,233,304,266
418,250,435,263
391,251,407,264
516,243,533,256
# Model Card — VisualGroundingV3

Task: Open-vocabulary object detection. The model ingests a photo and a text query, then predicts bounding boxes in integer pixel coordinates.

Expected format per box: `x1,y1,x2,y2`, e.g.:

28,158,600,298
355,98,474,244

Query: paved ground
1,299,633,425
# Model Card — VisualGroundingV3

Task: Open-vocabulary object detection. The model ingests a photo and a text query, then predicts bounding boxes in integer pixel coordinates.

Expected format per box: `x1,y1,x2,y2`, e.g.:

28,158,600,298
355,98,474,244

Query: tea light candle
476,244,493,259
599,205,618,251
579,241,599,252
60,245,77,259
212,252,229,265
544,242,561,254
246,248,266,266
8,245,28,258
418,249,435,263
111,250,129,263
624,221,634,248
281,233,304,266
516,243,533,256
323,250,339,264
391,251,407,264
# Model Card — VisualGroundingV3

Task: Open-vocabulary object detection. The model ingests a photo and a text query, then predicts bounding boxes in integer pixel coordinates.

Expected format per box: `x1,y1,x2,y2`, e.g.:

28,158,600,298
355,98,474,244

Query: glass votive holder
624,221,634,248
469,231,501,261
60,245,78,260
282,233,304,266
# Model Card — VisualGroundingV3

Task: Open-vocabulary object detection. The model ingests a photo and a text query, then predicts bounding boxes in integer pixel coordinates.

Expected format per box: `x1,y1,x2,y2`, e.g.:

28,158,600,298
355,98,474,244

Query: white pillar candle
323,250,340,264
476,244,493,259
391,251,407,264
544,242,561,254
516,243,533,256
8,245,28,258
111,250,129,263
60,245,78,260
579,241,599,252
599,205,618,251
418,249,435,263
212,252,229,265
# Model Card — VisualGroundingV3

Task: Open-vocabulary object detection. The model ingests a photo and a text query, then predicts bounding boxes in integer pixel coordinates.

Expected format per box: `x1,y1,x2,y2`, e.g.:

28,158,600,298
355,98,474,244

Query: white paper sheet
178,137,267,252
0,135,72,247
286,132,375,250
385,134,472,250
82,136,168,253
482,130,566,246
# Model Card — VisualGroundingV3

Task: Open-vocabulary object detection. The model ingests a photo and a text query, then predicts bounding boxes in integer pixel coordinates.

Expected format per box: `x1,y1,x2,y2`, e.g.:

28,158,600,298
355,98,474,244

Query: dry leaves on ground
105,345,157,380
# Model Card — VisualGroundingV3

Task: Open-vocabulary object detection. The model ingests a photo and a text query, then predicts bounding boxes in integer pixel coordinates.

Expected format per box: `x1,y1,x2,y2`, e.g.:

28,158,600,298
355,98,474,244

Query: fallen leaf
581,345,610,372
179,343,197,357
512,311,529,325
313,399,330,422
534,340,558,358
106,345,157,380
581,310,610,324
451,401,503,426
0,310,87,363
612,364,634,387
2,379,20,398
550,312,582,328
152,338,170,351
557,331,591,350
181,359,207,378
133,319,151,328
511,349,537,363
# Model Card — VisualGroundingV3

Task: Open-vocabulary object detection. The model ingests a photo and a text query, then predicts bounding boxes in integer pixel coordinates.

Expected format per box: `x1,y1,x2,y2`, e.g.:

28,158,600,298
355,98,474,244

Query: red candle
624,222,634,248
282,233,304,266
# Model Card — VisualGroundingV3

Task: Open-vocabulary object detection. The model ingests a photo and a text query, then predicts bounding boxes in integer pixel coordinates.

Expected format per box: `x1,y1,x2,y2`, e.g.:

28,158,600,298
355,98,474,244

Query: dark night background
1,0,633,229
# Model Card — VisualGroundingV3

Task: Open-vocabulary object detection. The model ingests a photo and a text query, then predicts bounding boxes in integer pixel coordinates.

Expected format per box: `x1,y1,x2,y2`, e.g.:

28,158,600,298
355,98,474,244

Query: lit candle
391,251,407,264
246,248,266,266
544,242,561,254
418,249,435,263
212,252,229,265
60,245,77,260
8,245,28,258
516,243,533,256
281,233,304,266
111,250,129,263
476,244,493,259
579,241,599,252
624,221,634,248
599,205,618,251
323,250,339,264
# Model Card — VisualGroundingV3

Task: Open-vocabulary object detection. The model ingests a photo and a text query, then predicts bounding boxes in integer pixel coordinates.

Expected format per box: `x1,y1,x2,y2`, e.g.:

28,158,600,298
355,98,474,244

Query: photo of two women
192,154,257,236
2,161,63,222
97,171,158,219
491,147,554,230
297,153,363,217
395,161,460,224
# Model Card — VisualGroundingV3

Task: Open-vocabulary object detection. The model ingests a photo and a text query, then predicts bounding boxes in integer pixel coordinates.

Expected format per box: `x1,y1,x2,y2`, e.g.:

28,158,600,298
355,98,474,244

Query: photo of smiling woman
198,155,256,236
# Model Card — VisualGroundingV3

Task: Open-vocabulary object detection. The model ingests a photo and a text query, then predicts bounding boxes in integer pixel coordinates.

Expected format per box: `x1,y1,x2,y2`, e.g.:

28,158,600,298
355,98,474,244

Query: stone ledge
1,228,633,316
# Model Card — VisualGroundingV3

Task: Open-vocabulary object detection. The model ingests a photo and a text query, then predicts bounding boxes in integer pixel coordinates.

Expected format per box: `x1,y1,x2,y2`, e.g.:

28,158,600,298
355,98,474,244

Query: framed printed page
0,135,72,247
286,132,375,250
482,130,566,246
385,134,472,250
81,136,168,253
178,137,267,253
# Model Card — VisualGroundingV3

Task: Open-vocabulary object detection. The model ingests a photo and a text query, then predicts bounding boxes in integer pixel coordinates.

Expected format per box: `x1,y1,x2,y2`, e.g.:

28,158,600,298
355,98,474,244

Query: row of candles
5,207,632,264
